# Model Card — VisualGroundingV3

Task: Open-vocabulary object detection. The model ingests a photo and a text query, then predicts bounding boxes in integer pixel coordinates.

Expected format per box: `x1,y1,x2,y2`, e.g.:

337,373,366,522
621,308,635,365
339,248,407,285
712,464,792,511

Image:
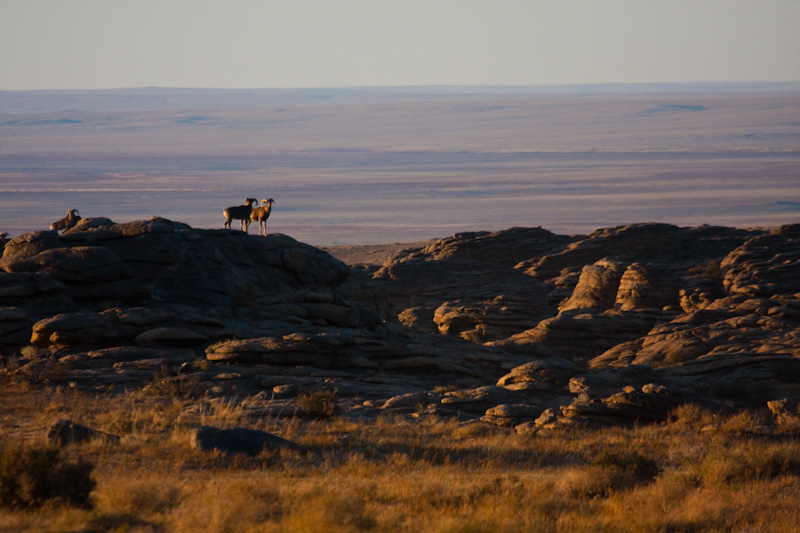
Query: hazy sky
2,1,799,90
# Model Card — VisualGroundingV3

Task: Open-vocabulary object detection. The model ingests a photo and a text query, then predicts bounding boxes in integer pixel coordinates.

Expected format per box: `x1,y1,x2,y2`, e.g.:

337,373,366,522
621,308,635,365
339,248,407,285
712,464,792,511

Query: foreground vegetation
1,384,799,532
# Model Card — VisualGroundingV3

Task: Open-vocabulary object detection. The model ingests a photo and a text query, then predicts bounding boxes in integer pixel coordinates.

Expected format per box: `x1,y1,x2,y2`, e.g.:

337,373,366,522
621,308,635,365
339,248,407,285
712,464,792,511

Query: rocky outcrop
721,225,800,297
496,357,579,392
433,291,551,343
206,327,530,385
2,220,798,432
615,263,682,311
396,227,575,266
506,309,674,362
559,259,627,313
372,252,552,336
573,226,800,418
1,217,377,347
518,223,758,280
1,217,354,311
347,227,571,334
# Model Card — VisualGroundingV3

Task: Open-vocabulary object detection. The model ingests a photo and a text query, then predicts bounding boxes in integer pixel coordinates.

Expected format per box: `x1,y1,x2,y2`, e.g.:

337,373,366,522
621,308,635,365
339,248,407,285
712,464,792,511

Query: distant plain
1,86,798,245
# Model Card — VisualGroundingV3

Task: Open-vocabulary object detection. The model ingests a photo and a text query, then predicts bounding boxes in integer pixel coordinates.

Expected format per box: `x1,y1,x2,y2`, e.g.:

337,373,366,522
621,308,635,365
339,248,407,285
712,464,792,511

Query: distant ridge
1,82,798,114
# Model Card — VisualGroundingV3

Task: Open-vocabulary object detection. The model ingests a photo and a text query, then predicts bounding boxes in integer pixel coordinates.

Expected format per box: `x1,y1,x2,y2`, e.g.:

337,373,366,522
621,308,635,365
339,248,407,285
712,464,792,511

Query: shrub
186,358,210,372
16,357,70,385
719,411,769,434
95,477,182,515
431,384,462,394
143,371,205,399
593,450,661,483
690,259,721,280
666,404,717,430
0,443,95,509
297,388,339,419
85,512,156,532
695,443,800,486
283,490,375,532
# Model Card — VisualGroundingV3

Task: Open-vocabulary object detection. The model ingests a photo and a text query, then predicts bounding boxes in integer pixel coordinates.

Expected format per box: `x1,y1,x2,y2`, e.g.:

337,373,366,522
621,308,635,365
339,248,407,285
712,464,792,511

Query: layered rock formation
347,222,799,428
2,219,798,432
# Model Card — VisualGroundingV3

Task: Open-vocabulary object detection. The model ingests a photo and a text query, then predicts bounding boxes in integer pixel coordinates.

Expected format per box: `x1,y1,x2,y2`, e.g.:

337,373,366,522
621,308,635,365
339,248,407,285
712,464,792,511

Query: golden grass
1,384,800,532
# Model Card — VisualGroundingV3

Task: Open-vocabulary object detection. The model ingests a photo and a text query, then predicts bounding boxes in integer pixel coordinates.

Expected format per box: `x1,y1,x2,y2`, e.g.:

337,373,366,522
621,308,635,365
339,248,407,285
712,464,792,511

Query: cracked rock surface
2,220,799,431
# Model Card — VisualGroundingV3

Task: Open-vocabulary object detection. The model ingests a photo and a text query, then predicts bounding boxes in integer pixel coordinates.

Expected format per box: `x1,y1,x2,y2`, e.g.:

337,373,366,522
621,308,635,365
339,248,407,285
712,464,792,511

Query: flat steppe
1,86,798,246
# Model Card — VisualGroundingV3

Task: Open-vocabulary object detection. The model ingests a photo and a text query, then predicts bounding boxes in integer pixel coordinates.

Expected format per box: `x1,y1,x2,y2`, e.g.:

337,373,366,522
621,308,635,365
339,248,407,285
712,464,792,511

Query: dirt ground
323,241,431,266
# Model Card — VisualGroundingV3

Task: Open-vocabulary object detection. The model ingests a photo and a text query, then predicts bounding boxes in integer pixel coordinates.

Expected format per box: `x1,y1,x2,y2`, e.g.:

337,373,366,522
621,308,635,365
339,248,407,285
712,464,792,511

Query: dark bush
593,449,661,483
297,388,339,419
0,443,96,509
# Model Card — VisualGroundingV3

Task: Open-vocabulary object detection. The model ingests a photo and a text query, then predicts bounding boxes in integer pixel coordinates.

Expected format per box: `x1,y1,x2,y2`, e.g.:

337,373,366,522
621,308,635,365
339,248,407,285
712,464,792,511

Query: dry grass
1,384,800,532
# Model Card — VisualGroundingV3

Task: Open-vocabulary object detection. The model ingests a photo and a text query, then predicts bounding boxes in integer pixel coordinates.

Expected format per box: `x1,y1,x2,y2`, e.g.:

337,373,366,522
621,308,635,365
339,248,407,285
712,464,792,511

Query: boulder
615,263,681,311
496,357,579,391
380,391,430,410
0,231,65,265
134,327,209,347
482,403,546,426
190,426,298,456
47,419,121,446
440,386,520,413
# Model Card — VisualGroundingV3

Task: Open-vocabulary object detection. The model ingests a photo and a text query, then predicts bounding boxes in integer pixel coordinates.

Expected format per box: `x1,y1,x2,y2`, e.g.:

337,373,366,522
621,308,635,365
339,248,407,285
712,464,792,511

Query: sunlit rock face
559,259,627,313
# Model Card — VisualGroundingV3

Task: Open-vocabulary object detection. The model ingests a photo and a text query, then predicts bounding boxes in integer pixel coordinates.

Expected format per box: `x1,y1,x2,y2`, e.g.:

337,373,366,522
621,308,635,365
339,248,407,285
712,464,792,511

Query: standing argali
249,198,275,236
50,209,81,233
223,198,258,232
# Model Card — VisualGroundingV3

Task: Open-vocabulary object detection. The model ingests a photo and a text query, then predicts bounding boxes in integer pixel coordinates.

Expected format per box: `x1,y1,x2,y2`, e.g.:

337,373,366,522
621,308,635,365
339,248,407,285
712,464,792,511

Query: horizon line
3,80,800,94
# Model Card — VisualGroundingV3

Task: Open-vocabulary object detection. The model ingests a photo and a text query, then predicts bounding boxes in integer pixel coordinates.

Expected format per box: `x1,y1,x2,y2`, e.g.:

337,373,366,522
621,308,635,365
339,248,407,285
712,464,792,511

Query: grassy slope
1,383,799,532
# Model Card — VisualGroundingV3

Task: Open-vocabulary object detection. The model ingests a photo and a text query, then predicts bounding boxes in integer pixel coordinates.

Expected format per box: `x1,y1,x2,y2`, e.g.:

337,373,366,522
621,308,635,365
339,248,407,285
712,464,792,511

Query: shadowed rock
519,223,759,280
190,426,298,456
47,419,121,446
1,217,359,313
134,327,209,347
722,225,800,297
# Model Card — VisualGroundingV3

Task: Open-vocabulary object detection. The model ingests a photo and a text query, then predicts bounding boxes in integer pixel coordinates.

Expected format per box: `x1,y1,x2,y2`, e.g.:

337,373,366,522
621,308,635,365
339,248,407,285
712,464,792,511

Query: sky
1,1,799,91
